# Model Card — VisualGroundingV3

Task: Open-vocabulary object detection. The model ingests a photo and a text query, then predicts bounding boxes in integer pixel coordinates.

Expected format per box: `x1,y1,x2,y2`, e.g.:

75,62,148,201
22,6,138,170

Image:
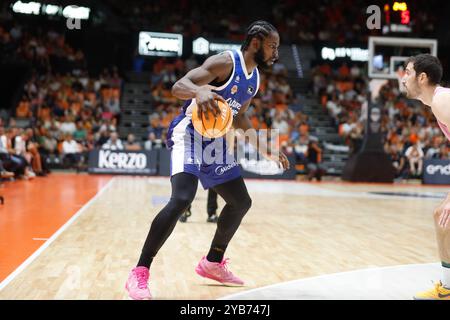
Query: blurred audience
125,134,142,151
314,61,450,180
306,139,326,181
102,131,124,150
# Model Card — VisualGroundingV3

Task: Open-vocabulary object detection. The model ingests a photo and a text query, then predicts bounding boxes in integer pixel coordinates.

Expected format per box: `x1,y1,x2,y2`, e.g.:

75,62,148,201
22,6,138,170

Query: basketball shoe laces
134,269,148,289
217,258,233,279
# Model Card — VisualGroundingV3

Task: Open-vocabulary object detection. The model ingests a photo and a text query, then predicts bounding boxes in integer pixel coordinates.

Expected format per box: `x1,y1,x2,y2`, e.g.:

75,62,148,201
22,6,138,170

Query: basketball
191,100,233,138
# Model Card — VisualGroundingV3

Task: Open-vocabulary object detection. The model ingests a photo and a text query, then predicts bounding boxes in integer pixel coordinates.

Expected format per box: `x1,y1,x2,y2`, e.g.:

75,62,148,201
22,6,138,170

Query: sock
137,256,153,269
206,246,226,263
442,262,450,288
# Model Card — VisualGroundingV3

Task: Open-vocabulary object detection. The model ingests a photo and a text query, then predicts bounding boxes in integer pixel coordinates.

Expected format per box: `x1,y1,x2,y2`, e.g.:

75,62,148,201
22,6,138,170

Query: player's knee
238,195,252,213
224,194,252,215
169,195,193,213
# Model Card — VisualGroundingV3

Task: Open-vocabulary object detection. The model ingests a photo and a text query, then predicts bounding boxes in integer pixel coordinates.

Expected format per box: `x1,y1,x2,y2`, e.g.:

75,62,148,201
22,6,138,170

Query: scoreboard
383,1,412,33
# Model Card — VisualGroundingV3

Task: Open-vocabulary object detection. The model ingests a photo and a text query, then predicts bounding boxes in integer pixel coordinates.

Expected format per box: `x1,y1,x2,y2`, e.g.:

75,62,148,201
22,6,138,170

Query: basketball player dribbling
125,21,290,300
400,54,450,299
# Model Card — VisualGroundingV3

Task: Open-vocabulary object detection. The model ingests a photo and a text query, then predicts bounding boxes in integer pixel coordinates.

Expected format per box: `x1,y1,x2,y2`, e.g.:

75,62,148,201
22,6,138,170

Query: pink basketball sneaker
125,266,152,300
195,256,244,286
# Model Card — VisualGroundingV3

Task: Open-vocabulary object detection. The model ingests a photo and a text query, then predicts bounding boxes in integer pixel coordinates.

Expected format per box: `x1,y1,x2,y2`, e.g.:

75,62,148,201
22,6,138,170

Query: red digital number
401,10,410,24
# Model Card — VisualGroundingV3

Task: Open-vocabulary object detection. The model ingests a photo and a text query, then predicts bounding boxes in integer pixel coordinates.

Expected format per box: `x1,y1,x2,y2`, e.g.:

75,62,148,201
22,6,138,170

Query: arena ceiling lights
138,32,183,57
11,1,90,19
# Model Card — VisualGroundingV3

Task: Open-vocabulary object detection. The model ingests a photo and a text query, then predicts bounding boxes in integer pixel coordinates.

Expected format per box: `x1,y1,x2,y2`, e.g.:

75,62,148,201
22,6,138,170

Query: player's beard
254,46,271,70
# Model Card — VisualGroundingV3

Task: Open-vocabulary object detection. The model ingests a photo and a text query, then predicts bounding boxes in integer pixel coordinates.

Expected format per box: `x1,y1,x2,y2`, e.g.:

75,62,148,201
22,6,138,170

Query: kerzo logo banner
88,149,158,175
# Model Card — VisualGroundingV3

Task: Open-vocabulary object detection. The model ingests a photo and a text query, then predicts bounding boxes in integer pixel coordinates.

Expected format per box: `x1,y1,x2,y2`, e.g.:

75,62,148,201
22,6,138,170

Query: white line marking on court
32,238,49,241
0,177,116,292
218,262,440,300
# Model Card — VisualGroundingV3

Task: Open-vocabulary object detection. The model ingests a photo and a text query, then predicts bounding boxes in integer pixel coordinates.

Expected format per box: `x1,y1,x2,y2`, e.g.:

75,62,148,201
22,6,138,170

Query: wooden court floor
0,174,112,283
0,174,447,299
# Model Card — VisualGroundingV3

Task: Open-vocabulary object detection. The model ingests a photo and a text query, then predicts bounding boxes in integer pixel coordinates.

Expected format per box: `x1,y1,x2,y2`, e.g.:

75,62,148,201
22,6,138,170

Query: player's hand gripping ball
192,99,233,138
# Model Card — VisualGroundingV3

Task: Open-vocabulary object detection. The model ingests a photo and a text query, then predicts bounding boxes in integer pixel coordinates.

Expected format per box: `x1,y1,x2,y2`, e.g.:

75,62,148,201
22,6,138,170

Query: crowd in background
313,62,450,179
121,0,443,46
0,21,124,179
2,34,449,181
0,19,320,181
